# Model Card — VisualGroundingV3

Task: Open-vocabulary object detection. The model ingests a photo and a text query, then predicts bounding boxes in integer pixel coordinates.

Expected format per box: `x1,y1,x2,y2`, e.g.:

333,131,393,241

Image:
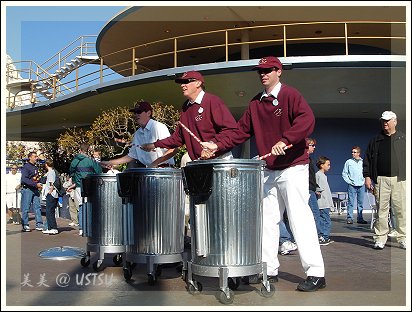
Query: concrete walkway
3,212,409,309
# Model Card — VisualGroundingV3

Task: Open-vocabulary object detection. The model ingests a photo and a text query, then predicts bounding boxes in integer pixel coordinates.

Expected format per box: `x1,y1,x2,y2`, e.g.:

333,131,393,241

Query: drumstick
258,144,293,160
177,121,202,144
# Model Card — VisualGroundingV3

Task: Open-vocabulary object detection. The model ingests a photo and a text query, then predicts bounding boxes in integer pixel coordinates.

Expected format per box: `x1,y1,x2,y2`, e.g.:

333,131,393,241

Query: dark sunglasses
178,78,197,84
257,68,277,75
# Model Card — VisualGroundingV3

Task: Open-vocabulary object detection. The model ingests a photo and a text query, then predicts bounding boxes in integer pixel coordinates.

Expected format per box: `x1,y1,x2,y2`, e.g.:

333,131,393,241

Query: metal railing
6,21,406,108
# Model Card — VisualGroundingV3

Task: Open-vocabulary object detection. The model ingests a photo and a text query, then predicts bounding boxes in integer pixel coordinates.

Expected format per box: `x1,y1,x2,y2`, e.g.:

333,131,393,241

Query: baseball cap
175,71,205,84
253,56,283,70
380,111,397,120
129,101,153,113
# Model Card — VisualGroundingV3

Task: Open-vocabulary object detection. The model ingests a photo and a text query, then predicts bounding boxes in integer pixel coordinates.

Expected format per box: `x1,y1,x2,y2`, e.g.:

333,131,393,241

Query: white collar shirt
128,118,175,166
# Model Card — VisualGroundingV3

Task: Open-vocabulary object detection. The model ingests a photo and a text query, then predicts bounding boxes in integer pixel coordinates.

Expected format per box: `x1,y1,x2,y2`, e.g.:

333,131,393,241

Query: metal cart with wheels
79,173,125,272
182,159,275,304
117,168,186,285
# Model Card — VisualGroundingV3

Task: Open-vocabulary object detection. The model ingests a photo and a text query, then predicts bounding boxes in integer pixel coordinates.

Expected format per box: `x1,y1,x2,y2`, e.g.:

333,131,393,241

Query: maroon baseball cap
129,101,153,113
175,71,205,84
253,56,283,70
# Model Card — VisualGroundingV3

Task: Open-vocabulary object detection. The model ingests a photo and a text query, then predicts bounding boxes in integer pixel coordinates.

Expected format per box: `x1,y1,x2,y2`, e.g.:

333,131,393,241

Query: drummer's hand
200,141,218,151
200,148,215,159
140,143,156,152
100,161,112,169
271,141,287,155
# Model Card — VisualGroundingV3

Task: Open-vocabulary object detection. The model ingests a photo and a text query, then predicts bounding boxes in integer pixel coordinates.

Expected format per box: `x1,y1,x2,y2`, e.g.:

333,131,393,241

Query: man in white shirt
6,165,22,224
100,101,177,169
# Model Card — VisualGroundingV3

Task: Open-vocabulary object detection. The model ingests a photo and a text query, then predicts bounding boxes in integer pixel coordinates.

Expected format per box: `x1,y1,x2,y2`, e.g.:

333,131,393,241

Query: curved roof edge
96,7,141,57
6,54,406,116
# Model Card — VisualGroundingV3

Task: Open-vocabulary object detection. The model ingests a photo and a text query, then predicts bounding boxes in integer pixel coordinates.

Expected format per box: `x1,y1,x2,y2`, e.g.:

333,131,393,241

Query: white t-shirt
6,171,21,194
44,169,59,199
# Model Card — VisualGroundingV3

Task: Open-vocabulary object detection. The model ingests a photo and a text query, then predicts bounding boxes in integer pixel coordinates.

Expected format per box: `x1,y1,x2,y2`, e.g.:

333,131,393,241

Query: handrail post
30,83,35,104
80,36,84,57
174,38,178,67
225,31,228,62
344,23,348,55
100,57,104,83
283,26,287,57
75,69,79,91
52,75,57,99
132,48,136,76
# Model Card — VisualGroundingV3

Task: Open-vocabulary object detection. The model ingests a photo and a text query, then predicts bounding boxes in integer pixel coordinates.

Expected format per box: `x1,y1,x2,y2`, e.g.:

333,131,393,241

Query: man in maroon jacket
201,56,326,292
140,71,237,161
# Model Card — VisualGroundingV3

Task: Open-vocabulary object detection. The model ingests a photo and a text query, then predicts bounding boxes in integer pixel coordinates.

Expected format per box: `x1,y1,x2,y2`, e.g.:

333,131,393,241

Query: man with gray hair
363,111,406,250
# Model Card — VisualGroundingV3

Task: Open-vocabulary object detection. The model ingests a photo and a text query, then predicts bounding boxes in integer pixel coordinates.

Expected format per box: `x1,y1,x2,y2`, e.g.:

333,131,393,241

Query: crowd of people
6,56,406,293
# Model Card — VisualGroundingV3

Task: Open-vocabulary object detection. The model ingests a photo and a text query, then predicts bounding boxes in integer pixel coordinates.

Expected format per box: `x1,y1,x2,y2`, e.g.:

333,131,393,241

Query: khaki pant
373,176,406,244
68,195,79,224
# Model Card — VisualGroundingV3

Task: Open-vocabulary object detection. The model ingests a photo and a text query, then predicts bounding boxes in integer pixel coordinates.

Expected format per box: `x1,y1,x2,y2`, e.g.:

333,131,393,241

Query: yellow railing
6,21,405,108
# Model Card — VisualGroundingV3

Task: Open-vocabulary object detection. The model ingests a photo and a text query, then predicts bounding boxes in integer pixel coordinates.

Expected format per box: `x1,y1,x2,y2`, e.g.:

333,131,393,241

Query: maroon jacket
154,92,237,160
216,84,315,170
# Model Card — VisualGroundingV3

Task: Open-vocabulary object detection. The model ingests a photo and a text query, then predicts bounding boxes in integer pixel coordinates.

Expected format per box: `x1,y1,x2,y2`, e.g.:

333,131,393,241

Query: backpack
53,169,66,196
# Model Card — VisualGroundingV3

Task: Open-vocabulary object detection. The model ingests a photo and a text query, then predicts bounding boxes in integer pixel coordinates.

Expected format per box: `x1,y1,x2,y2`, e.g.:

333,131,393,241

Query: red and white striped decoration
258,144,293,160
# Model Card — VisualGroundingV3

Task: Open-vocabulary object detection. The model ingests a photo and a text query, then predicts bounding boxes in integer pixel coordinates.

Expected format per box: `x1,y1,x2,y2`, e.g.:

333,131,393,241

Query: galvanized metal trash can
117,168,186,285
79,173,125,271
182,159,274,304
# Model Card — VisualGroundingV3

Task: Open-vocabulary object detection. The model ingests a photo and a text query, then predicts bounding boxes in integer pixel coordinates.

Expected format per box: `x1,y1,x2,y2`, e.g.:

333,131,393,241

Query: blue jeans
319,208,331,240
308,190,321,236
347,184,365,221
78,204,83,231
21,187,43,228
279,218,294,244
45,194,58,230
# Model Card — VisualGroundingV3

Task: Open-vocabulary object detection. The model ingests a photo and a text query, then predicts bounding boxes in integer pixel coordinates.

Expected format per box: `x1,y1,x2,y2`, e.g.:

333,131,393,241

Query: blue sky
5,5,126,63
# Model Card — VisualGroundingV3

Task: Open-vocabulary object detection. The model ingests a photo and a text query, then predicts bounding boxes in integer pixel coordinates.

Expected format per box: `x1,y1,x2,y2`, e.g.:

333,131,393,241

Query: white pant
262,164,325,277
6,191,21,209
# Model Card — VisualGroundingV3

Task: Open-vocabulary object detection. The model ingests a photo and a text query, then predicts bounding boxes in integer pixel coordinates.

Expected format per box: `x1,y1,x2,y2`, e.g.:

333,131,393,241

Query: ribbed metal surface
83,174,123,246
118,168,185,255
185,159,264,267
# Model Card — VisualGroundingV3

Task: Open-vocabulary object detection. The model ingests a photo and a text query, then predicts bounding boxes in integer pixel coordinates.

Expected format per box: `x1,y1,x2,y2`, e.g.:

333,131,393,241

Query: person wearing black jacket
20,152,44,232
363,111,406,250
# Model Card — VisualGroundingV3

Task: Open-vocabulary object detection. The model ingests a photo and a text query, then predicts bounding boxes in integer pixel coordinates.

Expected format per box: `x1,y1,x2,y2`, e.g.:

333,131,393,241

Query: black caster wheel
80,257,90,267
260,283,275,298
218,290,234,304
93,260,104,272
228,277,241,290
113,254,123,266
148,273,156,286
187,283,200,295
123,267,132,281
187,280,202,294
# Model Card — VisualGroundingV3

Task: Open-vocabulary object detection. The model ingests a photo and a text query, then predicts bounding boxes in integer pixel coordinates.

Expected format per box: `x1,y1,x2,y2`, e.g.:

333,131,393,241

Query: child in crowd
316,156,334,246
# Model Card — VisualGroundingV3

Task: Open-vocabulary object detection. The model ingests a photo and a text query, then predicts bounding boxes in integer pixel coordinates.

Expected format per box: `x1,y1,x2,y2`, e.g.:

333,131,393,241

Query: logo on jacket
274,108,282,116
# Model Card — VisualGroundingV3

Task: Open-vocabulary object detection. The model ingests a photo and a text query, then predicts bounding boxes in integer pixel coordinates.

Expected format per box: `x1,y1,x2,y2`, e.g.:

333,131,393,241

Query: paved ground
3,212,409,309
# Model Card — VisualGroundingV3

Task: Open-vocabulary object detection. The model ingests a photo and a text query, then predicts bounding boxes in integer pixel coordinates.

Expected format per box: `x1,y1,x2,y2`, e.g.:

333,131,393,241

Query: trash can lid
38,246,86,260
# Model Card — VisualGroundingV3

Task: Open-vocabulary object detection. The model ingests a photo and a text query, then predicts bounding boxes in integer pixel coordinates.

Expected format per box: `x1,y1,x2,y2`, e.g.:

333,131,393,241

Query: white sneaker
373,241,385,250
78,230,83,236
388,230,399,238
42,229,52,234
49,229,58,235
68,222,76,226
279,241,298,255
